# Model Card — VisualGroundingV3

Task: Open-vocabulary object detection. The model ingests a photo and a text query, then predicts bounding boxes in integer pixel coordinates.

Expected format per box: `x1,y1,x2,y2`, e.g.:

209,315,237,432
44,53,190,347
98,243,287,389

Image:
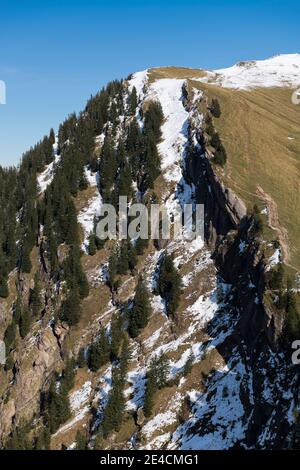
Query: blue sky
0,0,299,166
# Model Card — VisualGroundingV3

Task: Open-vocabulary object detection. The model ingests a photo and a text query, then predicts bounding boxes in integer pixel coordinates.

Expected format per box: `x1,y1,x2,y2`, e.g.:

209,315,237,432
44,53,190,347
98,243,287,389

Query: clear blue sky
0,0,299,166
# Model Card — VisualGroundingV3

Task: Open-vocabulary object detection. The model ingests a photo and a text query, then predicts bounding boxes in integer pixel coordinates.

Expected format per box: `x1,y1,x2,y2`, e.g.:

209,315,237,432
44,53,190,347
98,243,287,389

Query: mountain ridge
0,54,300,450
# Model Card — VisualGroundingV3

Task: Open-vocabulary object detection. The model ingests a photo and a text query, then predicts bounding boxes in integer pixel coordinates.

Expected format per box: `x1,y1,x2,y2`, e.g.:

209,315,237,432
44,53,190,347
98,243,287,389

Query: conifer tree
143,354,170,417
99,137,117,202
63,246,89,299
46,380,71,434
19,307,31,338
77,347,86,368
135,236,149,256
183,351,194,377
143,367,156,418
49,128,56,146
4,320,16,351
110,313,123,361
60,290,82,326
128,86,138,114
108,249,118,290
158,253,182,317
88,232,97,256
61,357,76,393
30,271,42,317
35,426,51,450
13,295,22,324
21,243,32,273
89,327,110,372
75,430,88,450
128,277,151,338
0,276,9,298
101,335,130,437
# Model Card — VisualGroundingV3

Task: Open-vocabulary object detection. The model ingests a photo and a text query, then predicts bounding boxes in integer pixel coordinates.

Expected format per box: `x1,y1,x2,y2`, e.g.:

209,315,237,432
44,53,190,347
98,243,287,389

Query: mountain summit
0,55,300,450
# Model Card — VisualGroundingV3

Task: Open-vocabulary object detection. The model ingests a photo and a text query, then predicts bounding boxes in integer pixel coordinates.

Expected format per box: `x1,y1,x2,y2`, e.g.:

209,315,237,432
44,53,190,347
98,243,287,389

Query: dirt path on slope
256,185,290,264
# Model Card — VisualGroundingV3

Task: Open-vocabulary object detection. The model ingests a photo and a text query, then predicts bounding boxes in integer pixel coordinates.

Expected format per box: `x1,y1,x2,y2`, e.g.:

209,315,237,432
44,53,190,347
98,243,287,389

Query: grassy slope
194,83,300,271
148,67,300,271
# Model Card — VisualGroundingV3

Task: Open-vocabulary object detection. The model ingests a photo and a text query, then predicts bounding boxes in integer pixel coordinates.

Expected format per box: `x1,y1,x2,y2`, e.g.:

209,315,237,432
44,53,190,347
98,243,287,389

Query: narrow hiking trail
256,185,290,264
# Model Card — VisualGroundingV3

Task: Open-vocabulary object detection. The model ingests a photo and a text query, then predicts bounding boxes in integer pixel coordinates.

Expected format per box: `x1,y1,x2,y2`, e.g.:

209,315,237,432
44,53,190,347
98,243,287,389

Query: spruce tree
75,430,88,450
13,295,22,324
128,277,151,338
35,426,51,450
129,86,138,114
46,380,71,434
0,276,9,298
110,313,123,361
108,249,118,290
60,290,82,326
61,357,76,393
19,307,31,338
183,351,194,377
4,320,16,351
143,367,156,418
101,335,130,437
158,253,182,317
88,232,97,256
89,327,110,372
30,271,42,317
77,347,86,368
49,128,56,146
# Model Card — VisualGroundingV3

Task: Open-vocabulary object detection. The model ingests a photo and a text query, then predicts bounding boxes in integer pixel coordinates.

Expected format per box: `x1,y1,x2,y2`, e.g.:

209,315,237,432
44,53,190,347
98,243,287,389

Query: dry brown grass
148,66,208,83
189,81,300,270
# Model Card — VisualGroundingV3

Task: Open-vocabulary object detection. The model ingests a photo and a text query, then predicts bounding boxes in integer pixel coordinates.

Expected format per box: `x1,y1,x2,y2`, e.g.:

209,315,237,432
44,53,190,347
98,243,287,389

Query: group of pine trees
88,312,126,372
107,241,138,291
3,280,42,371
98,97,164,210
43,358,75,434
101,335,131,437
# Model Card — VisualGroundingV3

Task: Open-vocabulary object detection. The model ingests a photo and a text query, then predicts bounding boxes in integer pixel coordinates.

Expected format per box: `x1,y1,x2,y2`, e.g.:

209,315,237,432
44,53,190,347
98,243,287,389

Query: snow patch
196,54,300,90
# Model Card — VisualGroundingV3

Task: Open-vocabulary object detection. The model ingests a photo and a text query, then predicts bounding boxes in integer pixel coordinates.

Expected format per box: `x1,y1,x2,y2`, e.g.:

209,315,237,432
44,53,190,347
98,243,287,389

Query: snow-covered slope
197,54,300,90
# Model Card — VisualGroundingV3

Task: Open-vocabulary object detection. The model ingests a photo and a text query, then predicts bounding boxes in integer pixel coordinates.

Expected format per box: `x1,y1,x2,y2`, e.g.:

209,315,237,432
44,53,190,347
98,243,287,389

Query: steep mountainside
0,55,300,450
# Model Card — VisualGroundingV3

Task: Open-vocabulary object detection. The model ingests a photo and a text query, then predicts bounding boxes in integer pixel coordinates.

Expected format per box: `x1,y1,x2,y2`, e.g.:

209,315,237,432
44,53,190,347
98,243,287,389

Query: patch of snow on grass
149,78,189,183
141,392,182,440
84,166,99,187
128,70,148,100
268,248,281,267
70,381,92,412
169,351,253,450
197,54,300,90
78,191,102,252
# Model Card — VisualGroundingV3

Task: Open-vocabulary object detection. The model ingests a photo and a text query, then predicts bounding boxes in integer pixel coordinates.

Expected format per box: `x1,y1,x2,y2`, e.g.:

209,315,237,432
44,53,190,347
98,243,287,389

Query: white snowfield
128,70,148,100
37,154,61,193
148,78,188,183
198,54,300,90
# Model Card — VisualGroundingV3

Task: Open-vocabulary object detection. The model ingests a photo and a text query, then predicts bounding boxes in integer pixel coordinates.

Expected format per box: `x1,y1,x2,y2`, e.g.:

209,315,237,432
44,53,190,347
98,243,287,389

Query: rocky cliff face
0,67,299,450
